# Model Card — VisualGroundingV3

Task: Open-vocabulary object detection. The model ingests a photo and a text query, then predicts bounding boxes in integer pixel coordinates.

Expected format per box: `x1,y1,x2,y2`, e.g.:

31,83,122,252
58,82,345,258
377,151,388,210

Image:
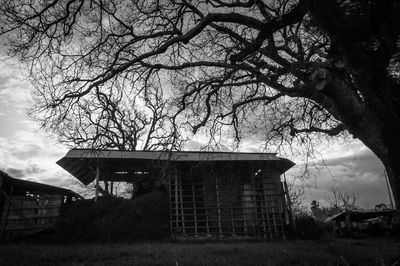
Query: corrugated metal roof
57,149,295,185
62,149,281,161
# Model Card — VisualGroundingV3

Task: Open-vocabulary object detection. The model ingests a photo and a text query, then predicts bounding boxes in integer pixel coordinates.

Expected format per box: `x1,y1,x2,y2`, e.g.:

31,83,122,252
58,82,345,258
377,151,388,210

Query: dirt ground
0,238,399,265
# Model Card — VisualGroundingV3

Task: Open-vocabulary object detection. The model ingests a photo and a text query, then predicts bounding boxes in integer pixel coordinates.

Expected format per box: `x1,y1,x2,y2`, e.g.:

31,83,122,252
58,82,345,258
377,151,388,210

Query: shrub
51,191,170,242
295,215,321,240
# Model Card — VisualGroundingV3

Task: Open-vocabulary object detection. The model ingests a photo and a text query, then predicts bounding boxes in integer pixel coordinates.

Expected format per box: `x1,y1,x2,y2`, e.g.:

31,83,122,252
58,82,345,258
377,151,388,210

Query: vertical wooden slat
168,171,173,237
228,164,235,236
191,182,198,236
271,195,278,239
95,165,100,202
240,170,247,236
251,168,259,237
179,168,185,235
260,197,267,239
215,175,222,236
174,167,179,232
202,174,210,236
250,162,256,237
260,169,267,239
263,181,271,239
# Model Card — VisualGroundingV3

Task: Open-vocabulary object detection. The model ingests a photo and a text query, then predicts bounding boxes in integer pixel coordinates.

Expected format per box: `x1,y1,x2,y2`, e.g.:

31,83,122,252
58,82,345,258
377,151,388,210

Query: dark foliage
294,214,335,240
52,191,170,242
295,215,321,240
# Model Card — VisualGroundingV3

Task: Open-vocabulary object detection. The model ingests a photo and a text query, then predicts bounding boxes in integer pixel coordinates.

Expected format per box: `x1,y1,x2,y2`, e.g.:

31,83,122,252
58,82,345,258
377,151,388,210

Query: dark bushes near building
294,215,321,240
293,215,335,240
50,191,170,242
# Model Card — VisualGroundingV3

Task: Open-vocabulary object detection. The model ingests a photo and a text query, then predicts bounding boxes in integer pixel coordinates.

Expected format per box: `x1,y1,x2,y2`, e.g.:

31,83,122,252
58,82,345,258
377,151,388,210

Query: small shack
57,149,295,239
325,209,394,236
0,170,82,239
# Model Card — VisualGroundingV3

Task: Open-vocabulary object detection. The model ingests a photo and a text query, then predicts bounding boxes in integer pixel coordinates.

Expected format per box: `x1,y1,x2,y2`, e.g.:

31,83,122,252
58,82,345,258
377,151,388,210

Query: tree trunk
381,135,400,210
379,141,400,226
357,121,400,213
384,160,399,210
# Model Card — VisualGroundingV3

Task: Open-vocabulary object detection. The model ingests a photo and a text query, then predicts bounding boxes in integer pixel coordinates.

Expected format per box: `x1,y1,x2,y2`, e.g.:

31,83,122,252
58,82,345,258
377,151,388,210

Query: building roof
0,170,82,199
57,149,295,185
324,209,393,223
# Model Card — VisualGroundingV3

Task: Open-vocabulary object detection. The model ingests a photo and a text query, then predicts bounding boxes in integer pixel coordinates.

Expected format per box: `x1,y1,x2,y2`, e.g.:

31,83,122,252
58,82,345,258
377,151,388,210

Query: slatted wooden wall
169,162,289,239
0,194,62,239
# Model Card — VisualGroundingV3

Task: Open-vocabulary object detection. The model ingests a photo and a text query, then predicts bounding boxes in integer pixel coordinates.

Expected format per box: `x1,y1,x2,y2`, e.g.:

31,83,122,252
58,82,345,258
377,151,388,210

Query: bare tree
287,182,307,217
1,1,400,207
325,187,359,212
28,60,180,151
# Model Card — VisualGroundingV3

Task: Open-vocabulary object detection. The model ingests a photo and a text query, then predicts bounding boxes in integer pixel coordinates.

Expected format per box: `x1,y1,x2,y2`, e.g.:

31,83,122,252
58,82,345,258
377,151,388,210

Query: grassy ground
0,238,398,266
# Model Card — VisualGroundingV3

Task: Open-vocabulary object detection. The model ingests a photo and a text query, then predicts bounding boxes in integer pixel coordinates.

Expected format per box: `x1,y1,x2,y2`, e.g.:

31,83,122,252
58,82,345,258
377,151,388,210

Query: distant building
0,170,81,240
325,209,394,236
57,149,295,239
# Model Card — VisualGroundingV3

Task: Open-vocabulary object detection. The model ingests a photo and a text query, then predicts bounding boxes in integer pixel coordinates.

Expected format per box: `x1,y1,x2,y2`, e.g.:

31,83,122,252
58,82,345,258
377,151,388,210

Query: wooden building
0,170,82,240
57,149,295,239
324,209,394,237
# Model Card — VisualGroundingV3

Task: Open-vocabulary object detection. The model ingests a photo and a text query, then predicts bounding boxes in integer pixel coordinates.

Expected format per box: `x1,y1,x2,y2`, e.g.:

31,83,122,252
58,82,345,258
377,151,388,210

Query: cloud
0,59,73,192
3,163,44,178
4,167,24,177
0,128,68,188
10,143,42,159
0,74,12,91
286,147,392,209
0,62,32,110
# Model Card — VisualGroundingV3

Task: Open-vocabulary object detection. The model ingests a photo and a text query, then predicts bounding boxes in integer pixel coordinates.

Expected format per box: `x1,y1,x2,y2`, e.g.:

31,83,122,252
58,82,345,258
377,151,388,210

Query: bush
294,214,336,241
51,191,170,242
295,215,321,240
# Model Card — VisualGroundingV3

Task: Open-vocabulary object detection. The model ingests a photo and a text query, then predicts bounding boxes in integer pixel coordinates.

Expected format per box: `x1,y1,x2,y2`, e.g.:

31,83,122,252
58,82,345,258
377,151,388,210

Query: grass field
0,238,398,266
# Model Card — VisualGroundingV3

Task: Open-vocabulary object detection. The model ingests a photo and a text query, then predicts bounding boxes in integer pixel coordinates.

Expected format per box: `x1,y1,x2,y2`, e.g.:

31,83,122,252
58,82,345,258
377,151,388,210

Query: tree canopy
1,0,400,206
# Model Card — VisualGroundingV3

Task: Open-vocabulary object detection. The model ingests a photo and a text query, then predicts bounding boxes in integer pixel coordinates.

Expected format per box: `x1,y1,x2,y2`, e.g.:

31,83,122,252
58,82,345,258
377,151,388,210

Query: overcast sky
0,58,394,210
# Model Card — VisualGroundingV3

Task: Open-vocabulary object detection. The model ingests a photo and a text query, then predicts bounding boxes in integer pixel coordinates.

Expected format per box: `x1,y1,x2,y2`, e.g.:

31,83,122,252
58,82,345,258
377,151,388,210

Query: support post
168,170,174,237
104,181,109,195
191,182,198,236
0,175,3,210
228,164,236,236
384,170,395,209
202,174,210,236
0,186,14,240
179,169,185,235
283,175,295,232
215,175,222,236
174,169,179,231
263,179,271,240
95,165,100,202
240,171,248,236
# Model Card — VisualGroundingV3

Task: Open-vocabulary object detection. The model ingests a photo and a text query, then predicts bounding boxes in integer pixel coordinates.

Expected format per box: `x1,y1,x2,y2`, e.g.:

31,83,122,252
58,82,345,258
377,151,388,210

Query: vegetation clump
52,191,170,242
